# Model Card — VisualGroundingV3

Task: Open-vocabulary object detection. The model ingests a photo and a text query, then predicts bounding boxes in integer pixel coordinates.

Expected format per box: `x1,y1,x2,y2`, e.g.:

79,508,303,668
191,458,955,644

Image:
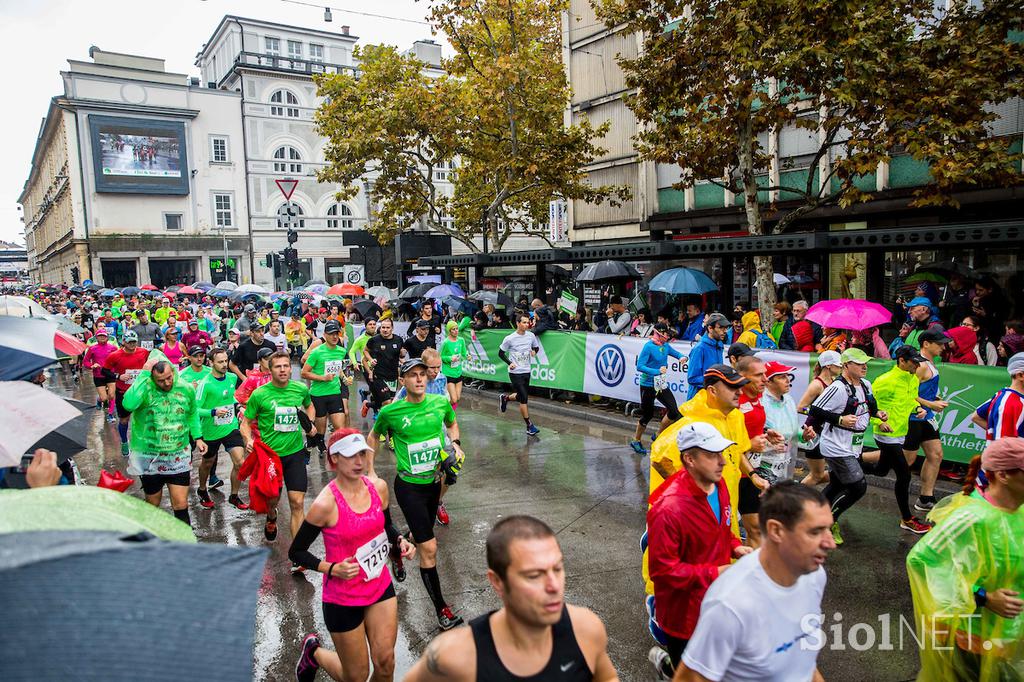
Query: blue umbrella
443,296,477,315
119,286,141,296
426,284,465,299
98,288,120,298
648,267,719,295
0,317,59,381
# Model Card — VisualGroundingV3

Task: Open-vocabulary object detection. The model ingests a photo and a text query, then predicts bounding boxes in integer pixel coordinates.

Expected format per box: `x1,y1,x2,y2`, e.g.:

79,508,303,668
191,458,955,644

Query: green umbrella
905,271,947,285
0,486,196,543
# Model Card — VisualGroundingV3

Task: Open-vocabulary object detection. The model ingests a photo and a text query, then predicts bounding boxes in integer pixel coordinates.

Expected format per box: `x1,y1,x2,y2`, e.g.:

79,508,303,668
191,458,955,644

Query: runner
972,352,1024,439
440,319,468,408
349,318,377,372
162,327,187,368
362,318,403,419
402,319,433,362
735,356,784,548
102,329,149,456
685,313,729,400
132,310,162,350
368,358,465,630
498,313,541,436
761,361,802,487
405,515,619,681
240,351,317,558
862,346,932,534
904,329,952,513
806,348,890,545
180,345,211,390
631,322,684,455
675,482,834,682
121,357,206,527
230,322,276,381
797,350,842,486
82,328,117,418
236,347,275,406
194,347,249,511
301,320,351,456
291,429,416,682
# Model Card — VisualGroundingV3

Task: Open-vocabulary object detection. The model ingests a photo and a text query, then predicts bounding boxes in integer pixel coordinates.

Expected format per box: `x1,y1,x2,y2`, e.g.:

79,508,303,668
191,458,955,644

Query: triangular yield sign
275,179,299,200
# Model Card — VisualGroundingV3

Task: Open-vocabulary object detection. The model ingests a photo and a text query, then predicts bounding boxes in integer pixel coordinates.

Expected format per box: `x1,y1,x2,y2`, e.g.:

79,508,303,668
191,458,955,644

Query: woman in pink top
82,328,118,412
161,327,187,367
290,428,414,682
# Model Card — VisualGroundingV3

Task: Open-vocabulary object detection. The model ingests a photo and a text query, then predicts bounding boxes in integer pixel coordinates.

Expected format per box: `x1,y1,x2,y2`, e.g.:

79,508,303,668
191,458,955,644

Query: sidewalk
462,381,961,498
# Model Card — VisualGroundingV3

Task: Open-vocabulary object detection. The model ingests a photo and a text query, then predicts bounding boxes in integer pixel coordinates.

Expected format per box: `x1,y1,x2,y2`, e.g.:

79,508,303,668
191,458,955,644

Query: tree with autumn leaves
315,0,627,252
597,0,1023,320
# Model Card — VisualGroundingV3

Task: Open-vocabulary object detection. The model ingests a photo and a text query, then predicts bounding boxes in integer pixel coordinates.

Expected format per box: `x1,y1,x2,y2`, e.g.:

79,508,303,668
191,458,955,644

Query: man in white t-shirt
498,312,541,436
675,481,835,682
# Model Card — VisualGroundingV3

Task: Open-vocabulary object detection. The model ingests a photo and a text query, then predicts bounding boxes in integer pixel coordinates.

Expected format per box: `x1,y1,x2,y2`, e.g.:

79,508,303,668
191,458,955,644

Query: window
309,44,324,62
326,203,353,229
213,193,233,229
440,208,455,231
210,136,229,163
434,160,457,182
273,146,302,174
265,37,280,56
277,202,305,228
287,40,302,59
270,89,300,118
164,213,183,231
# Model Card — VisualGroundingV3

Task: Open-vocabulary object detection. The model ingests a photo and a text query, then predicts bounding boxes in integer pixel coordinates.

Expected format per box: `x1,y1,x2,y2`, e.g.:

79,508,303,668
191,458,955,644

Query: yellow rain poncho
906,491,1024,681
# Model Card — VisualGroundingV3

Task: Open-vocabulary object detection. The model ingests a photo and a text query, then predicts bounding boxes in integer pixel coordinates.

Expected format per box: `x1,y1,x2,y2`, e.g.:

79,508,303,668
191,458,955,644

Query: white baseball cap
676,422,735,454
818,350,842,368
328,432,373,458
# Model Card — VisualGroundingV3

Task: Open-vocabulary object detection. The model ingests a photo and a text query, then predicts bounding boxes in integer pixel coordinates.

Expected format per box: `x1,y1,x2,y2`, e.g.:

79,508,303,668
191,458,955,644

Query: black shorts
903,420,940,452
115,390,131,419
312,393,344,418
280,450,309,493
203,430,245,459
738,477,762,515
322,583,396,633
394,475,442,544
368,376,396,408
340,380,350,401
800,444,823,461
639,385,681,426
509,372,531,404
93,375,113,388
446,375,463,386
140,470,190,495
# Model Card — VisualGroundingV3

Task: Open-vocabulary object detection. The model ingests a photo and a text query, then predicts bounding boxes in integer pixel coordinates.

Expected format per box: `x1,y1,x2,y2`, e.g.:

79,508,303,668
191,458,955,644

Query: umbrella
43,314,86,335
905,271,948,285
648,267,719,295
303,279,329,288
408,274,442,284
206,288,234,298
192,281,215,291
0,530,267,681
805,299,892,331
288,289,315,300
365,285,393,299
0,487,195,541
84,283,102,292
140,284,159,291
234,284,269,294
774,273,791,285
119,286,141,296
304,283,328,296
68,285,85,294
54,329,87,357
0,319,60,384
176,285,202,296
469,290,515,308
399,282,436,300
353,300,383,319
917,260,976,278
575,260,642,283
214,280,237,290
443,296,477,315
0,295,50,318
0,379,78,466
27,398,91,461
98,288,119,298
164,284,183,293
426,284,465,299
327,283,364,296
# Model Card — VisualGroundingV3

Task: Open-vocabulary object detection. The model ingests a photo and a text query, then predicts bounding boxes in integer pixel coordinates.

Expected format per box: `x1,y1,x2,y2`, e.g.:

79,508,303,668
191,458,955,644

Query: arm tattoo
425,640,446,677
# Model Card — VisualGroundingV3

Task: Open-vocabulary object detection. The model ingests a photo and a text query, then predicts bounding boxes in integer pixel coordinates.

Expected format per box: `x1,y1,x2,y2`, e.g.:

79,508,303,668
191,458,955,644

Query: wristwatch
974,587,988,608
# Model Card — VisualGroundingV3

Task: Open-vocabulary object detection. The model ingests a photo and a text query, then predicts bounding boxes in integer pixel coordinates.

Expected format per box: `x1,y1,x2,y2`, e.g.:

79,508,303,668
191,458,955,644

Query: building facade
0,241,29,283
20,48,250,288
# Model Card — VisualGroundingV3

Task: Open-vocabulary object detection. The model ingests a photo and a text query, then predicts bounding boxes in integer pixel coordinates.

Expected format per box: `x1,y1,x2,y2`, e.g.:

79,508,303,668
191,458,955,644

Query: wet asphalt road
53,366,923,681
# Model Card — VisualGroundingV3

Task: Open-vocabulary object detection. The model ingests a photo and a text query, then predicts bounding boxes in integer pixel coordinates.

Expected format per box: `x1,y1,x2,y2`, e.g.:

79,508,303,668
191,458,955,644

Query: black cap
188,345,207,356
895,345,926,363
250,322,266,331
652,322,671,335
727,342,756,358
256,347,275,360
704,363,750,388
920,329,952,345
324,320,342,334
415,319,432,329
400,358,427,375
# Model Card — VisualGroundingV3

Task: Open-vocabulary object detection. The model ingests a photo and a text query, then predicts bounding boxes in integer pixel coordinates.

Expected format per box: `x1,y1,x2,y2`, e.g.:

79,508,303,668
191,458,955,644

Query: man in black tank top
405,515,619,682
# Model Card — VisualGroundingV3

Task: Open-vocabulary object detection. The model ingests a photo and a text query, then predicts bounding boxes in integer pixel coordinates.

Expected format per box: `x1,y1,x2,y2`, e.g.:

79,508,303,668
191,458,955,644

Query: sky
0,0,448,245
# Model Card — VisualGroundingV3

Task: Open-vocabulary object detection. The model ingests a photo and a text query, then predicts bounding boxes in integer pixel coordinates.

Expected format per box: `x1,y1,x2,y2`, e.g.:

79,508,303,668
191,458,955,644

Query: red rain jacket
238,440,283,513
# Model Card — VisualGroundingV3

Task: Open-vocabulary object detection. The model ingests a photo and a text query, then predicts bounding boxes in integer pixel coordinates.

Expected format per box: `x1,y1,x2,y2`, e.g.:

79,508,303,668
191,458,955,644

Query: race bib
274,406,299,432
757,451,790,483
408,437,442,475
451,354,461,368
852,432,865,455
354,531,390,582
512,350,532,367
123,369,142,385
214,404,235,426
141,341,154,350
653,374,669,392
385,380,397,393
324,360,345,376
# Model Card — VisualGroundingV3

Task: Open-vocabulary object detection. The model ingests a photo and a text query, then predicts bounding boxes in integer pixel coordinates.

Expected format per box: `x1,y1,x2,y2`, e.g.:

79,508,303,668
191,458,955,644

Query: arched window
270,90,299,117
326,203,353,229
276,203,305,228
273,146,302,174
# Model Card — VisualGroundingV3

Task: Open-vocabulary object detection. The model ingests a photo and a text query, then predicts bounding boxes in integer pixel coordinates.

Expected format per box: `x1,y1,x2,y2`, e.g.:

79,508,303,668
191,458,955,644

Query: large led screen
89,116,189,194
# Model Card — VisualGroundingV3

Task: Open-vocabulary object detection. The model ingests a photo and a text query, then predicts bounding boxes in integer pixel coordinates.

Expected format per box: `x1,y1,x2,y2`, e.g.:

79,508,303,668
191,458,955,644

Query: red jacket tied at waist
238,440,283,513
646,469,740,639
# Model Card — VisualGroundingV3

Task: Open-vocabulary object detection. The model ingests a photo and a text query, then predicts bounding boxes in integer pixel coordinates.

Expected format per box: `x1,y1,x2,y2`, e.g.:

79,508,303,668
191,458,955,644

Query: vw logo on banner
595,344,626,387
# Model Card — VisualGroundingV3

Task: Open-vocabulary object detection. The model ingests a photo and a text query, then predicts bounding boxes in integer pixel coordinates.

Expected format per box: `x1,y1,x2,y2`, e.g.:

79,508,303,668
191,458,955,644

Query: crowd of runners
6,283,1024,681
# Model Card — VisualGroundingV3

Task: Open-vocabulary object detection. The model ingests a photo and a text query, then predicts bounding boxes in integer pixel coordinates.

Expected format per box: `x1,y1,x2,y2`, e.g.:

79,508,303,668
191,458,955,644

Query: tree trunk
737,117,777,331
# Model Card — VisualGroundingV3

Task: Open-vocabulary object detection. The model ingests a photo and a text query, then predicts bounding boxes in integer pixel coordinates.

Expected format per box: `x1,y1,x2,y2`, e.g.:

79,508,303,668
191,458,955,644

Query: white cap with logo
328,433,373,458
676,421,735,454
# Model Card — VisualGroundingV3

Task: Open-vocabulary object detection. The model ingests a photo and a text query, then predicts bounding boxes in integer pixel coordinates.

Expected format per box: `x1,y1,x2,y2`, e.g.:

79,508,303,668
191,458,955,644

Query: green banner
462,330,586,390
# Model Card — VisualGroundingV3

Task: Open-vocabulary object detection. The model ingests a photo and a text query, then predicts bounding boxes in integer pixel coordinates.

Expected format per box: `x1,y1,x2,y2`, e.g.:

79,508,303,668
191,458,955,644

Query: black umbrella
68,286,85,294
119,286,141,296
917,260,978,279
469,290,515,308
353,300,383,319
165,285,183,293
192,281,215,291
84,283,102,292
575,260,642,283
399,282,436,300
29,398,91,461
0,530,268,681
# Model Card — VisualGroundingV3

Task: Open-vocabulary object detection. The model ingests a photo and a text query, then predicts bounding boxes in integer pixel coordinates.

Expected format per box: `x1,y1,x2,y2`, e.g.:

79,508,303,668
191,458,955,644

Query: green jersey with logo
196,373,240,441
305,342,349,397
373,393,455,484
246,380,311,457
179,365,211,391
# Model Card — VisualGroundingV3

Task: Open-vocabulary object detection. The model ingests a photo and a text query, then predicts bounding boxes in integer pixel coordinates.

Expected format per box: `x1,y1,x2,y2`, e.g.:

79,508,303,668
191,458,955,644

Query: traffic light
70,266,80,285
266,252,282,278
287,228,298,244
289,268,300,281
283,247,298,269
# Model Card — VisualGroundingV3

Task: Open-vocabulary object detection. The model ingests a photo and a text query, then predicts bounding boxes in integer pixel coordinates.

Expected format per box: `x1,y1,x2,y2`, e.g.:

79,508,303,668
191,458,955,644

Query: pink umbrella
805,299,891,331
176,285,202,295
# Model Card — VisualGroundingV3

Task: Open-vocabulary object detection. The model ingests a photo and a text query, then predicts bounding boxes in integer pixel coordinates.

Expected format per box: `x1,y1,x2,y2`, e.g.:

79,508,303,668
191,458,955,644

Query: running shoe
264,520,278,542
648,646,674,681
290,563,305,575
830,522,844,546
120,442,130,457
228,494,250,510
95,399,103,410
629,440,648,455
526,423,540,436
197,488,214,509
900,517,931,535
295,633,320,682
106,412,116,423
437,606,464,631
391,553,406,582
360,400,370,418
499,394,509,413
914,497,936,513
209,475,224,490
938,467,964,483
436,501,450,526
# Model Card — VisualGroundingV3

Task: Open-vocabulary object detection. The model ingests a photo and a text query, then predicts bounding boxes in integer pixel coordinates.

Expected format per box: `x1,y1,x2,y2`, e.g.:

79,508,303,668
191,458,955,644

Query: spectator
889,296,944,356
606,296,632,334
997,332,1024,366
631,309,655,338
961,315,998,365
791,300,821,352
530,298,559,334
726,313,744,345
471,310,490,332
817,327,848,353
944,326,979,365
972,275,1009,343
737,311,777,350
770,301,796,350
686,313,729,399
571,306,593,331
678,302,706,342
851,326,889,359
939,273,975,326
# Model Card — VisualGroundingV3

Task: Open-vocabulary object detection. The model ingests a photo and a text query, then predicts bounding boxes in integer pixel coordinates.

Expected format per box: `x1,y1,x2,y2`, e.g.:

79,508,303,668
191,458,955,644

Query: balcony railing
231,51,357,79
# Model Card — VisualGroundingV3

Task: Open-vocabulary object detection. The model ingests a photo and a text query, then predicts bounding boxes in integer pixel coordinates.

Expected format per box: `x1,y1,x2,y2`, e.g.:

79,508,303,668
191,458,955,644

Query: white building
19,48,250,287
